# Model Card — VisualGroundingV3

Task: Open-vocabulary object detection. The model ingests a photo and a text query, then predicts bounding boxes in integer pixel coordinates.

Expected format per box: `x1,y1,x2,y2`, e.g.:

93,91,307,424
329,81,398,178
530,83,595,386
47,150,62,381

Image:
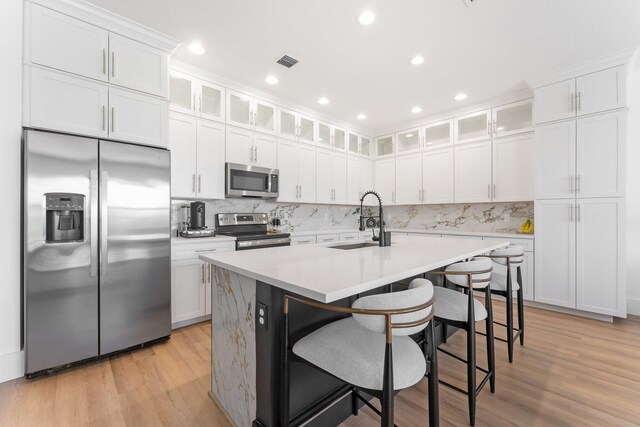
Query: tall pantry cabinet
533,64,629,317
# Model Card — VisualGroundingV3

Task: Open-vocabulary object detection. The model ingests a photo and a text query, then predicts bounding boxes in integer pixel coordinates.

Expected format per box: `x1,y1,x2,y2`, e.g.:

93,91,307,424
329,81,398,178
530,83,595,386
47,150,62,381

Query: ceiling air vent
277,55,299,68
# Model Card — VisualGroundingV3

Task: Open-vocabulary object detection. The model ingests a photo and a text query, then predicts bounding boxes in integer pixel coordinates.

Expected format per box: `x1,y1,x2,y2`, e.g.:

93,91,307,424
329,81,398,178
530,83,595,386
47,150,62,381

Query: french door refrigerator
23,130,171,375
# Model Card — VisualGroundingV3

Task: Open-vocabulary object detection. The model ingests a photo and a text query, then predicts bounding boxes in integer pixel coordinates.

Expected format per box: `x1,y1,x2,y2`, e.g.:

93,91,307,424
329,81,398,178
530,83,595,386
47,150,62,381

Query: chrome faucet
359,191,391,247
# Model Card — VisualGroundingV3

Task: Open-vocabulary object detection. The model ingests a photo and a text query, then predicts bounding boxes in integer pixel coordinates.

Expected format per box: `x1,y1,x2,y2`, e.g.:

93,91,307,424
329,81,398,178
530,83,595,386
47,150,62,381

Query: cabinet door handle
255,146,258,163
299,185,302,198
493,183,496,198
569,204,574,222
102,105,106,131
577,92,582,111
488,184,491,198
201,264,205,284
488,121,491,136
102,49,107,75
192,174,196,193
570,93,574,112
198,174,202,193
111,107,115,132
111,51,116,78
570,175,574,193
207,264,211,282
199,95,202,113
493,120,497,135
577,204,581,222
576,174,581,194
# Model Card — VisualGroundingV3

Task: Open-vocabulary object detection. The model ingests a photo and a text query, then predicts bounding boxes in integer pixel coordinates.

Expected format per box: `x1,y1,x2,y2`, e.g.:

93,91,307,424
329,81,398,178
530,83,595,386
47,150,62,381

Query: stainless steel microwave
225,163,279,199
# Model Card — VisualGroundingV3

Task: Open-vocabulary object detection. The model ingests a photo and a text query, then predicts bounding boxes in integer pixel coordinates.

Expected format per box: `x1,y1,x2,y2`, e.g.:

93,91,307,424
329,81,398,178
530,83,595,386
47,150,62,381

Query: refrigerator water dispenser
45,193,85,243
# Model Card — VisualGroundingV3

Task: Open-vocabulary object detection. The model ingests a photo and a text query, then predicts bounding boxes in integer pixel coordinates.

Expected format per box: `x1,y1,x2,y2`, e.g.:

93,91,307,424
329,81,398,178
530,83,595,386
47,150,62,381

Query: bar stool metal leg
517,266,525,346
506,263,514,363
466,289,476,426
485,286,496,393
427,320,439,427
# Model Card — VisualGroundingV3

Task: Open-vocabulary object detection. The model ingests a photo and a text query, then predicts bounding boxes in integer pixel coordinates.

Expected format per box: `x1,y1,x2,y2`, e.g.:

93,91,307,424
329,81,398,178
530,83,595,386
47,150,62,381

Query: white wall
0,0,25,382
627,51,640,316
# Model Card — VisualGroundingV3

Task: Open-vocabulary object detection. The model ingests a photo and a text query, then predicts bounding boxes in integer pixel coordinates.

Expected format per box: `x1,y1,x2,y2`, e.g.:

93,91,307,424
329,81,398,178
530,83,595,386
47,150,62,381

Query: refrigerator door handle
101,171,109,276
90,170,99,277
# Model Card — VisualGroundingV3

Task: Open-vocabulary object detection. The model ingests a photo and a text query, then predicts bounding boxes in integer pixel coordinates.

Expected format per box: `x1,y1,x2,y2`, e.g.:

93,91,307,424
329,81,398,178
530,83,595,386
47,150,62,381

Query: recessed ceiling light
318,97,329,105
406,134,414,138
454,93,468,101
358,10,375,26
410,56,424,65
357,114,367,120
497,127,504,130
265,75,278,85
411,106,422,113
188,43,205,55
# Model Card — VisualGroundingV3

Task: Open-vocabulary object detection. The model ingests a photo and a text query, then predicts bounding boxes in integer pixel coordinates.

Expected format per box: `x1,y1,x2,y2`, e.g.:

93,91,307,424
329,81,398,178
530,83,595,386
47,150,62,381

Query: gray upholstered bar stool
429,258,495,427
485,244,525,363
282,279,439,427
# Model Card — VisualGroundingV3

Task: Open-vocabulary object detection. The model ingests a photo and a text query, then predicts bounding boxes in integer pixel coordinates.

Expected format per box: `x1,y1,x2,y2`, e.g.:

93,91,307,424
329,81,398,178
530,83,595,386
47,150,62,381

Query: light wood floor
1,302,639,426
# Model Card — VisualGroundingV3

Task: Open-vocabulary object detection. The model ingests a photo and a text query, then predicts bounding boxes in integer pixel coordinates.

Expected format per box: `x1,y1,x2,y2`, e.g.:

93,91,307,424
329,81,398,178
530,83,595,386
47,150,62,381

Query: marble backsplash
172,199,533,234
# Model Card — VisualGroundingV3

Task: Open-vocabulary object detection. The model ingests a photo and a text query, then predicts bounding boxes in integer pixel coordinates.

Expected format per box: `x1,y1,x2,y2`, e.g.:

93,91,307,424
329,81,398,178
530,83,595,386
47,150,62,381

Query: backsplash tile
172,199,533,235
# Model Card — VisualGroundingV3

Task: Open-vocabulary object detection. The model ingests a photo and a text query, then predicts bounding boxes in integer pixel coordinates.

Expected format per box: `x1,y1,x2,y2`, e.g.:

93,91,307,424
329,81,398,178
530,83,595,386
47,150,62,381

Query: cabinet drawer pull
111,107,115,132
192,174,196,193
201,264,205,284
111,52,116,78
198,175,202,193
102,49,107,75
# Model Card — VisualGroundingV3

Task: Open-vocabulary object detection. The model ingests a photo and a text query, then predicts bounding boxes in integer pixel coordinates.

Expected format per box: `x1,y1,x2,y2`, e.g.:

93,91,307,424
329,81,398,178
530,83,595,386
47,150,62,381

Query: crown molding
373,86,533,137
27,0,181,53
528,47,638,89
170,59,375,136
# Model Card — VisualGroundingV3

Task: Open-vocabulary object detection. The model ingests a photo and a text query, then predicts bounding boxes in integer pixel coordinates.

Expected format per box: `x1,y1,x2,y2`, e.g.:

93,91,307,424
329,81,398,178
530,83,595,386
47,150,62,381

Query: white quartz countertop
200,235,509,303
386,228,534,240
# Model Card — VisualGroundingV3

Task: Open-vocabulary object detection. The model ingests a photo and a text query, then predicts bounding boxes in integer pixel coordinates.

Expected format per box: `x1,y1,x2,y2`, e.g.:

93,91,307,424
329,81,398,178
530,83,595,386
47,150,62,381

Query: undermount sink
328,242,379,250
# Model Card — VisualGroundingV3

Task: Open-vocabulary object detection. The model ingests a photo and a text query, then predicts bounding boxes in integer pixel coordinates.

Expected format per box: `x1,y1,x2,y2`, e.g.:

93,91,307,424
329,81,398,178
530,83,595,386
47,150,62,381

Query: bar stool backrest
352,279,434,336
490,245,524,265
444,258,492,288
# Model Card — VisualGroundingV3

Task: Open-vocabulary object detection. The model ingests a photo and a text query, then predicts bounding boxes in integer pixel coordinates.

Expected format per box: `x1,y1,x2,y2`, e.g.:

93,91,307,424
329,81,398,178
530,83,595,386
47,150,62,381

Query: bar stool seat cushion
490,266,521,292
490,245,524,265
444,258,492,289
433,286,487,322
292,317,426,391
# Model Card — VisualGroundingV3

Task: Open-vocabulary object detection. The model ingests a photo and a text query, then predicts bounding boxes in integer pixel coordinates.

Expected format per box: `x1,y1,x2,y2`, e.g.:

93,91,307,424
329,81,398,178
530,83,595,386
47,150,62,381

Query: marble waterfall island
201,235,510,426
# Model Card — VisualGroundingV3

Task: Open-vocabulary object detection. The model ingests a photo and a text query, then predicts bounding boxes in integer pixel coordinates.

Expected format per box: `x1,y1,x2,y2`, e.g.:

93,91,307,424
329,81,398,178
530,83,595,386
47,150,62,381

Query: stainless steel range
215,213,290,250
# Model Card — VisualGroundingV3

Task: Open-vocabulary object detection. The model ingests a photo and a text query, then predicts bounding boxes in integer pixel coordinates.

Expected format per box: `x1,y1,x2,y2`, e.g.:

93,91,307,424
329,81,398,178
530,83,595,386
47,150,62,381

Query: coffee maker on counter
180,201,216,238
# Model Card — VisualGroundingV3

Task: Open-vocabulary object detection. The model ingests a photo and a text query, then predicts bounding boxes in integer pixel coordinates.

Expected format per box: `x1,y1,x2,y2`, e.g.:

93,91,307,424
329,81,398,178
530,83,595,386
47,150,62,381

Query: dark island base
253,278,448,427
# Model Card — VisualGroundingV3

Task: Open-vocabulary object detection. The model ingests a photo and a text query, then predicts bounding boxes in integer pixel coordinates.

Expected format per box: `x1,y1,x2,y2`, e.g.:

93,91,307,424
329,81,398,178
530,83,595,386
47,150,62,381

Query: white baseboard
628,297,640,316
0,350,24,383
523,300,614,322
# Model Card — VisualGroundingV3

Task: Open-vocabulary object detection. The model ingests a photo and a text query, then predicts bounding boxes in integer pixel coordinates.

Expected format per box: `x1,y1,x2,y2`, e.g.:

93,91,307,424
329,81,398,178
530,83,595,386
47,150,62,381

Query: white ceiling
86,0,640,133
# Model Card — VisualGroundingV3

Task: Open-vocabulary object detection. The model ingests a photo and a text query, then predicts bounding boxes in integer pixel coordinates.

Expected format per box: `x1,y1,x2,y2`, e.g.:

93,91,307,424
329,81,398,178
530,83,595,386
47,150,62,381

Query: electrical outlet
503,213,511,222
257,303,268,330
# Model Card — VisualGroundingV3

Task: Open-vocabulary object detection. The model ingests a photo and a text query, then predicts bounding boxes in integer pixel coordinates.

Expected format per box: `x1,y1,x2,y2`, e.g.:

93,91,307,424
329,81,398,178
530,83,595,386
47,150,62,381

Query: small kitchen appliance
180,201,215,238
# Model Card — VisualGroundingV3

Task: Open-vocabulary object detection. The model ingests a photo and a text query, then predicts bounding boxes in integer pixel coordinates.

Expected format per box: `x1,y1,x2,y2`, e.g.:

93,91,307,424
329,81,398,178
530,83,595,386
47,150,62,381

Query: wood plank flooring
1,302,639,426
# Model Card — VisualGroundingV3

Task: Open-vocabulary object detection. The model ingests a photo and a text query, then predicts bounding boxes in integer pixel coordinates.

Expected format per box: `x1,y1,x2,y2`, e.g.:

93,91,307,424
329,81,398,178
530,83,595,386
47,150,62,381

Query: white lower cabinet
171,241,235,328
317,234,339,244
454,140,492,203
291,235,317,246
395,154,422,205
535,198,624,316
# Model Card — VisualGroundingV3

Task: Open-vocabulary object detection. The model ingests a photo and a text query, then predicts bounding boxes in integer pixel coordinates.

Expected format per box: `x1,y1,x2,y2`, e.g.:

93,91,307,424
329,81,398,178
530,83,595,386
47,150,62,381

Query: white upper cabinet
276,139,298,202
534,199,576,308
361,137,373,158
492,99,533,138
28,66,109,138
298,115,316,144
253,133,277,169
297,144,317,203
492,135,534,202
534,120,576,200
196,120,226,200
225,126,253,165
576,111,625,198
454,140,492,203
226,91,276,135
316,149,346,204
422,148,454,204
396,128,422,154
316,122,345,150
361,160,373,194
317,122,332,149
109,87,168,147
535,67,626,124
108,33,168,98
374,158,396,205
333,127,347,151
198,80,225,122
348,132,360,155
346,156,361,205
29,3,109,82
575,198,625,316
423,120,452,150
455,110,491,144
169,114,197,199
376,134,395,158
278,108,298,141
575,66,626,116
534,79,575,124
170,72,225,122
395,154,422,205
27,4,169,97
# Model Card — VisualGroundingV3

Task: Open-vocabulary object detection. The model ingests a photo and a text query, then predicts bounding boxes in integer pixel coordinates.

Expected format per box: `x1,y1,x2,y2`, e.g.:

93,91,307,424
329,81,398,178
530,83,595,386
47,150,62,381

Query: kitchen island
200,235,510,426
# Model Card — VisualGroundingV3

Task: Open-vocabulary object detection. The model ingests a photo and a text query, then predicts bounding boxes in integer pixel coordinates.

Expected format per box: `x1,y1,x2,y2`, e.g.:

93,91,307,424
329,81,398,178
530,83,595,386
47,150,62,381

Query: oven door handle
236,237,291,249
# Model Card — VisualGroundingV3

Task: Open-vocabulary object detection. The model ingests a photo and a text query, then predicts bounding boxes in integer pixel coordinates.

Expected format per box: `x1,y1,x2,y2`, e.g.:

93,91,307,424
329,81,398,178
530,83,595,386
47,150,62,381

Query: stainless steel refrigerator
23,129,171,375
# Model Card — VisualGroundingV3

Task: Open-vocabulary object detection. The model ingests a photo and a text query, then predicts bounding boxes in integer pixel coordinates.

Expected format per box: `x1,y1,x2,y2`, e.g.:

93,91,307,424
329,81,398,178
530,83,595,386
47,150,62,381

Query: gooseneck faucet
359,191,391,247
